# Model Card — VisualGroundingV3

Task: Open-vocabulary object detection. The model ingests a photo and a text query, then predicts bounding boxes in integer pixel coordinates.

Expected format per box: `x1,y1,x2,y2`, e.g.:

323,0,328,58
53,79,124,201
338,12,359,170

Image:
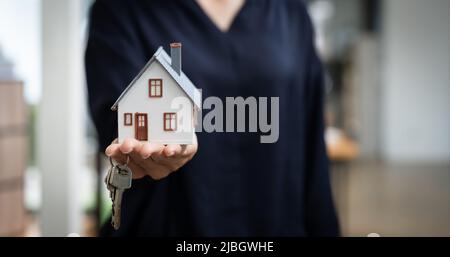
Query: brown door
135,113,148,141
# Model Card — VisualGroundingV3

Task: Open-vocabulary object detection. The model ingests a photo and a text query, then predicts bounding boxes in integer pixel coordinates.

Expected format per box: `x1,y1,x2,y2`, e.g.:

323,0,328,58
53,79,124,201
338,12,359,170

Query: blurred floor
333,161,450,236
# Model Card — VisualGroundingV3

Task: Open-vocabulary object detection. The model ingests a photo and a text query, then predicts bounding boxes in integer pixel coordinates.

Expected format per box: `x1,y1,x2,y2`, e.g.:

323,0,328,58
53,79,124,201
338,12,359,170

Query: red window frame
149,79,163,97
124,113,132,126
163,112,177,131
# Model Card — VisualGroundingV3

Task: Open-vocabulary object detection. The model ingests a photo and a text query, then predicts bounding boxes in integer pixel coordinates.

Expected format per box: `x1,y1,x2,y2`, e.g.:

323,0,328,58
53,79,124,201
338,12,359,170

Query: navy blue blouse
85,0,339,236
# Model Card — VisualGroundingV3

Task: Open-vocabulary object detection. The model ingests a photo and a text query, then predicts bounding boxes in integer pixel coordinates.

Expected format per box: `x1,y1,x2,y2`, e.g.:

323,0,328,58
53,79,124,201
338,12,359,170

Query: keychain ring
125,155,130,165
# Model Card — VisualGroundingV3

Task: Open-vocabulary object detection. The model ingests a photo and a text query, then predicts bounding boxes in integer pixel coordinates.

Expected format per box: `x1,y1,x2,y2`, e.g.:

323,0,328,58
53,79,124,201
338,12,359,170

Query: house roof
111,47,202,110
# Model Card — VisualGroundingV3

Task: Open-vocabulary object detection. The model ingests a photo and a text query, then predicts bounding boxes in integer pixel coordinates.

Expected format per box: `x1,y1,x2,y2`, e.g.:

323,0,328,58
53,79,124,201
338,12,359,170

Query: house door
135,113,148,141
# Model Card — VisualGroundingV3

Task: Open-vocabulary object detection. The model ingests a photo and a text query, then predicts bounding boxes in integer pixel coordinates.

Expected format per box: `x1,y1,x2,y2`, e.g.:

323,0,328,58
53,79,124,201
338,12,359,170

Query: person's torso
106,0,314,236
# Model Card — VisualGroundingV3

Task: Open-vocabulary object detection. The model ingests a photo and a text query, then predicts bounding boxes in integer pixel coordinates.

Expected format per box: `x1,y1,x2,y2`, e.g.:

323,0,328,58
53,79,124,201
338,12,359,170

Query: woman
86,0,339,236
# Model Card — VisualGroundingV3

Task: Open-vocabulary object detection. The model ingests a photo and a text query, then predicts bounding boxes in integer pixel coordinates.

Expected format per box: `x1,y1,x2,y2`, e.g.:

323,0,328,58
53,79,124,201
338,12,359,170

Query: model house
111,43,201,145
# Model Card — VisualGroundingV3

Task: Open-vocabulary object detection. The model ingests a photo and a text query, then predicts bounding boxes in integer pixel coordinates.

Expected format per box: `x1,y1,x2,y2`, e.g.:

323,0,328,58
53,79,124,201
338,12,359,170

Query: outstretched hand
105,135,198,180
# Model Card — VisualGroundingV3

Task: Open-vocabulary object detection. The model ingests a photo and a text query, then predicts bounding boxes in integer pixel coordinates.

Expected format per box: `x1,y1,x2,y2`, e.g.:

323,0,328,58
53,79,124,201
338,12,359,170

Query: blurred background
0,0,448,236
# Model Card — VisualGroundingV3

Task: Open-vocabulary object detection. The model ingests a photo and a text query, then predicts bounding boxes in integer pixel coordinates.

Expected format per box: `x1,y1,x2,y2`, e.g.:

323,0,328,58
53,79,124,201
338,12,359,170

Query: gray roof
111,47,202,110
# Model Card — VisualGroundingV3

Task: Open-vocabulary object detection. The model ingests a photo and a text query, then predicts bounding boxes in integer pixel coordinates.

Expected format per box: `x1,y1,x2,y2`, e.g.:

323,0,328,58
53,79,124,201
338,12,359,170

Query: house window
124,113,132,126
164,112,177,131
137,114,146,127
149,79,162,97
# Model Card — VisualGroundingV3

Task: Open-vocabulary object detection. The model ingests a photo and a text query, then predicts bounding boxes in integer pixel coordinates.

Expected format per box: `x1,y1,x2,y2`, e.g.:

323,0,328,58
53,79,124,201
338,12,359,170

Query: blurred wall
39,0,85,236
0,0,41,103
381,0,450,162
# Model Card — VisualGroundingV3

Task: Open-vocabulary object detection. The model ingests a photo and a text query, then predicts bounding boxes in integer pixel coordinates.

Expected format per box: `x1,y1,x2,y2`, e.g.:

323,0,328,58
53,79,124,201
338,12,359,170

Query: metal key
109,163,132,230
104,162,114,198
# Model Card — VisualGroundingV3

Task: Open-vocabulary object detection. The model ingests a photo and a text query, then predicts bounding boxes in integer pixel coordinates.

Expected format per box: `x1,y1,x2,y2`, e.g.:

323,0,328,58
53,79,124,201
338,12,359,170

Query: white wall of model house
117,61,195,144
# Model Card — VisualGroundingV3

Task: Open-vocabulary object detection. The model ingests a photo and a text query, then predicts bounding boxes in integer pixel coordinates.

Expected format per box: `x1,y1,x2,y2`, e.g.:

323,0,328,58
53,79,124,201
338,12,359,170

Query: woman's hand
105,135,198,180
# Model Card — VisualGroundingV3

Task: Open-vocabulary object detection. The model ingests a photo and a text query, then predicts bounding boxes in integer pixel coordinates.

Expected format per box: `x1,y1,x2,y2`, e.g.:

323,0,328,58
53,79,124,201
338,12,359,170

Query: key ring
125,155,130,166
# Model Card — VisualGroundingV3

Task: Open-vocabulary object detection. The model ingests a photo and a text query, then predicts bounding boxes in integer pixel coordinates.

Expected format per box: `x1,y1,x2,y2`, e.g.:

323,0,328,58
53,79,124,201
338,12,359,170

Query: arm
85,0,197,180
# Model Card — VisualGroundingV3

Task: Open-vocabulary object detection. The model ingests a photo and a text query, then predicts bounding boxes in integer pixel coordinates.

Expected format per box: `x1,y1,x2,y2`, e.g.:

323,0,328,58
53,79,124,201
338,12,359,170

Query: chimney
170,42,182,75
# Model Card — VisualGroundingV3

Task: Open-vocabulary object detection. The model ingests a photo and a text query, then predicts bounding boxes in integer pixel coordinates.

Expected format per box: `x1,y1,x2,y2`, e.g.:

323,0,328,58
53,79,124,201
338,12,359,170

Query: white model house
111,43,201,144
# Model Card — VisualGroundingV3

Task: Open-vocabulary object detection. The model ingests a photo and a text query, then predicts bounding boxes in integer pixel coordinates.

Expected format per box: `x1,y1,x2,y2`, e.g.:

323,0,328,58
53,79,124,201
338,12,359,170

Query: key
105,160,115,218
109,163,132,230
105,159,116,199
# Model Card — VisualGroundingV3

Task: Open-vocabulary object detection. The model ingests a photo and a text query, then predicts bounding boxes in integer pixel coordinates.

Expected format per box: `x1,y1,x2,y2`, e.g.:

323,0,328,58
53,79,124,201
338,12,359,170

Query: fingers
127,142,173,179
106,146,146,179
180,143,198,158
106,138,143,158
105,141,120,157
138,142,164,159
119,138,142,154
163,144,182,157
118,138,146,170
107,138,198,160
150,144,195,172
105,139,146,179
104,137,199,181
163,135,198,159
105,139,168,179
